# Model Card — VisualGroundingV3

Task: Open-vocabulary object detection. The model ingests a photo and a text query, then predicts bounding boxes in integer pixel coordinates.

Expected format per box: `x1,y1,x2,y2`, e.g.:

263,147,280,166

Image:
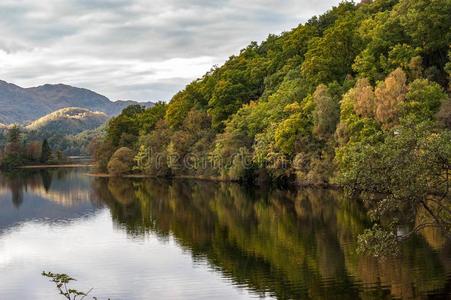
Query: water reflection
0,169,450,299
94,177,451,299
0,169,101,231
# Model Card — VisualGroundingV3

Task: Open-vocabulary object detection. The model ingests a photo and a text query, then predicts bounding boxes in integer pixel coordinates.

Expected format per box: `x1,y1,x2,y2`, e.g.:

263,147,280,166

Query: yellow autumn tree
353,78,376,118
374,68,407,127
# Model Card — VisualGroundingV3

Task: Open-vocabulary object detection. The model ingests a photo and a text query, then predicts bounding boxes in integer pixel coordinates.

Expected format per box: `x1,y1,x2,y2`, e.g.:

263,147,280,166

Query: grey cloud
0,0,341,101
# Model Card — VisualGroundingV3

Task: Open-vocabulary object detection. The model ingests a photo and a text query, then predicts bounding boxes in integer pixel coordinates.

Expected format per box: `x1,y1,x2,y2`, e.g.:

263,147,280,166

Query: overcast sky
0,0,341,102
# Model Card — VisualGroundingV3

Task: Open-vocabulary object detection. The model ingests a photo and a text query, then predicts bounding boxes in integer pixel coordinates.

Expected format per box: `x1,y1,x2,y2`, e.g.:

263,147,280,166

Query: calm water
0,168,449,299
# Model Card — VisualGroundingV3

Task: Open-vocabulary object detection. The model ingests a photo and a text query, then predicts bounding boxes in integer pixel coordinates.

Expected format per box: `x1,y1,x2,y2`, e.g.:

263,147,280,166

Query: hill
25,107,108,136
0,81,154,124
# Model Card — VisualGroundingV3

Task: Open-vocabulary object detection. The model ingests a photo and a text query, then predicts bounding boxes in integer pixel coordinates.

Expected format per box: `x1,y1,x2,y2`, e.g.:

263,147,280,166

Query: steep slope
25,107,108,136
0,81,154,124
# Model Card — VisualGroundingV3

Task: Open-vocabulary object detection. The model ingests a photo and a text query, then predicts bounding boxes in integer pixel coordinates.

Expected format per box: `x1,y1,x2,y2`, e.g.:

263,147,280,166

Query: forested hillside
26,107,107,135
97,0,450,182
0,108,107,163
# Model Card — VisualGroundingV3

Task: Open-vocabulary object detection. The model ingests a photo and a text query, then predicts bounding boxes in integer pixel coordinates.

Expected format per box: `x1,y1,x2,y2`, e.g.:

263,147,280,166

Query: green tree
139,102,166,133
312,84,339,138
396,0,451,54
338,118,451,256
1,126,25,169
40,139,52,163
7,125,21,145
403,78,447,121
302,11,362,87
106,105,145,148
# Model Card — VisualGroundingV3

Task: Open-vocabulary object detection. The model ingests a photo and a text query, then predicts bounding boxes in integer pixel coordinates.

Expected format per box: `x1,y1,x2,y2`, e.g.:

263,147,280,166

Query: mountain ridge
0,80,154,124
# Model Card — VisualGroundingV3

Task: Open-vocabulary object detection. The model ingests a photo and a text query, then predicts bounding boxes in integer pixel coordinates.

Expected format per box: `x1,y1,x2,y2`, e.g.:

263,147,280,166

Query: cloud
0,0,341,101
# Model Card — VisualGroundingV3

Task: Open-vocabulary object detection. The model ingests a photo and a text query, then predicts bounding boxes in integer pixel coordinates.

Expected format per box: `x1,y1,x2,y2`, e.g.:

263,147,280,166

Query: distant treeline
0,126,55,169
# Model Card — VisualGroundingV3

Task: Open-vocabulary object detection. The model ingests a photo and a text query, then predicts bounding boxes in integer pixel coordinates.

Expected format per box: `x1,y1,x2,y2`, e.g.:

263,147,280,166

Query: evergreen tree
5,126,22,155
40,139,52,163
7,126,21,144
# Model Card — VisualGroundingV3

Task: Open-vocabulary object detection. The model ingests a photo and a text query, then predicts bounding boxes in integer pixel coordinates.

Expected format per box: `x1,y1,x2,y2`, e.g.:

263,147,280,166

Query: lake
0,168,449,299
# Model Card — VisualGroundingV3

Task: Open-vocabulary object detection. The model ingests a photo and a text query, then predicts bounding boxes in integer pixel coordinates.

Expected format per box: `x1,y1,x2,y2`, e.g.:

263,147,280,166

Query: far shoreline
12,165,339,188
18,164,95,169
85,172,340,189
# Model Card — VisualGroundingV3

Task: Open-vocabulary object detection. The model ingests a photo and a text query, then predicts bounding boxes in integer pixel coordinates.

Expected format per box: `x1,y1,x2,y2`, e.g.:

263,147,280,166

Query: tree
396,0,451,53
338,118,451,256
107,147,135,176
353,78,376,118
90,0,451,215
352,7,407,81
139,102,167,133
312,84,339,138
25,141,41,161
165,83,203,129
94,138,115,172
7,126,21,145
436,99,451,129
274,99,315,156
4,126,22,155
302,12,362,87
40,139,52,163
374,68,407,127
106,105,145,148
385,44,419,74
403,78,447,121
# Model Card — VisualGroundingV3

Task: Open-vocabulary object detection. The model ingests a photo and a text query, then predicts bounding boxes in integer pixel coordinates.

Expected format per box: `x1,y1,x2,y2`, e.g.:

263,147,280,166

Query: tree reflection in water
0,170,449,299
93,178,451,299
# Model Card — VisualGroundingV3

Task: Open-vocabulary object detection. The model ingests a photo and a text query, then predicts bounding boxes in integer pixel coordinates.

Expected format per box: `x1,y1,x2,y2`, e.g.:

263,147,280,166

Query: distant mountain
25,107,108,136
0,80,154,124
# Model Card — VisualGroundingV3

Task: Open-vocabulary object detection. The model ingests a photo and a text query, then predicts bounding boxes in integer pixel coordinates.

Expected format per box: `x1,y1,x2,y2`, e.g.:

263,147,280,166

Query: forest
96,1,449,180
0,126,68,169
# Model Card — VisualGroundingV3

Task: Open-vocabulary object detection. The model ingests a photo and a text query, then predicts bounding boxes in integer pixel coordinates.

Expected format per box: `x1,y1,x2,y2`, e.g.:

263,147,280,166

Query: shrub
107,147,135,176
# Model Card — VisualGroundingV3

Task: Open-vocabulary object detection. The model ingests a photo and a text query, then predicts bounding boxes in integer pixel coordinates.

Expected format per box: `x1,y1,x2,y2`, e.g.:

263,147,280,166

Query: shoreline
18,164,95,169
85,172,340,188
9,166,341,189
85,173,229,181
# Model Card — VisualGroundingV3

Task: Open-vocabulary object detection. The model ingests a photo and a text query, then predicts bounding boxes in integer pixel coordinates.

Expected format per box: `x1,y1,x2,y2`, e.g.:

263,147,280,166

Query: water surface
0,168,449,299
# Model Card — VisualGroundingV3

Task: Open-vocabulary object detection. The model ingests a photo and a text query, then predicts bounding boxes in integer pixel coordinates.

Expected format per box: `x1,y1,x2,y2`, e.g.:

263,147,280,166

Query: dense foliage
93,0,450,252
0,107,107,157
0,126,68,169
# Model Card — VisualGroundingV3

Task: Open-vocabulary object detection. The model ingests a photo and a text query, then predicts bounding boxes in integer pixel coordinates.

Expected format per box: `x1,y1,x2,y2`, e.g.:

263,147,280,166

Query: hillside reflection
0,169,449,299
93,178,451,299
0,169,101,230
0,169,98,207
